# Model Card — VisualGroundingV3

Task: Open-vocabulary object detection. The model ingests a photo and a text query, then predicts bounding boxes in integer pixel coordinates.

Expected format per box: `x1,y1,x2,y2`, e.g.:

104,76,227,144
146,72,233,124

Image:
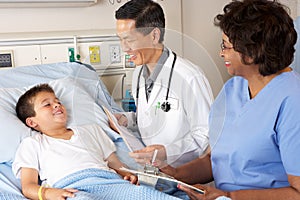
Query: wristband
38,186,43,200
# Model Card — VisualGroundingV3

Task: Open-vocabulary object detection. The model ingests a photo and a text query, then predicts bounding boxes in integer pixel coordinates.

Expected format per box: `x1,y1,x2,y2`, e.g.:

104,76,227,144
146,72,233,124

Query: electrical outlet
109,44,121,64
89,46,100,63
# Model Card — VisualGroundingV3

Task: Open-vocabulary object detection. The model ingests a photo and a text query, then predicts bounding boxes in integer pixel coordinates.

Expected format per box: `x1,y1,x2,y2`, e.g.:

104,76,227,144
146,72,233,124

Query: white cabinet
0,44,69,67
10,45,41,66
40,44,70,64
0,31,123,68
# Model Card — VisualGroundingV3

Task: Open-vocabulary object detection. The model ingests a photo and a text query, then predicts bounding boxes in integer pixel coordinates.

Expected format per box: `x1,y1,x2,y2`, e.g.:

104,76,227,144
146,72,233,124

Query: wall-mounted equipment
0,50,14,68
0,0,97,7
89,46,101,64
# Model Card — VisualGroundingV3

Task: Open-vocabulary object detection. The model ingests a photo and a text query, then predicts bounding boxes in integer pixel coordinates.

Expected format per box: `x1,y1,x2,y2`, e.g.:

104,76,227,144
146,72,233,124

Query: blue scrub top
209,71,300,191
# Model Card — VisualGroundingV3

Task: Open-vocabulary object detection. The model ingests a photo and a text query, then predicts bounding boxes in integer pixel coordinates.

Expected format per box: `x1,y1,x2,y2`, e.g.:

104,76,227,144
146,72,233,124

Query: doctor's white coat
126,48,214,167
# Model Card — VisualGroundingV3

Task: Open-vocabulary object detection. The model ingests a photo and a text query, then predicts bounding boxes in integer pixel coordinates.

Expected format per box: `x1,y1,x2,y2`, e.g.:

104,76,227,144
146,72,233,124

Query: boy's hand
123,173,138,185
44,187,78,200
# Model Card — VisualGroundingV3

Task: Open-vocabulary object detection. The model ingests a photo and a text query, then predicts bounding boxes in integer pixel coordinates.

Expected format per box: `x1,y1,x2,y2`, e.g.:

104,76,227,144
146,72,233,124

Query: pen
151,149,158,165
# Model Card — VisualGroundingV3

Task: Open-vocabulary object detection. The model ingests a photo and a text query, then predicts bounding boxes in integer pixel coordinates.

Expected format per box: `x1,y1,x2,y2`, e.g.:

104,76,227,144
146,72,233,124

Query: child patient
12,84,139,200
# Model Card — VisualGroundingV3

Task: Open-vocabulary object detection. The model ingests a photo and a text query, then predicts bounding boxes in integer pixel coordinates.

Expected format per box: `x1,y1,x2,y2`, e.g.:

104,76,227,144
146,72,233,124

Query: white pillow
0,107,33,163
0,76,116,163
50,77,109,127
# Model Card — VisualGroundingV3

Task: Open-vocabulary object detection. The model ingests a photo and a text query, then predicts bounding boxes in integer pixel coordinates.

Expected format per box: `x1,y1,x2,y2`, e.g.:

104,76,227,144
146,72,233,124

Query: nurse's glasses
220,42,234,51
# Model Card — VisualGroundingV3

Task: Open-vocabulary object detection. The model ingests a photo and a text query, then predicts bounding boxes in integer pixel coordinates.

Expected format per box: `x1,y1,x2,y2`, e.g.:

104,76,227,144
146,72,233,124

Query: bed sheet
0,163,26,199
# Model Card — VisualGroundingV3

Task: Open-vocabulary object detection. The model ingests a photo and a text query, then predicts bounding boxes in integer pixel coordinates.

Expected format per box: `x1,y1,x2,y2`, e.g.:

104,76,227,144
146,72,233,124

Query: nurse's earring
161,101,171,112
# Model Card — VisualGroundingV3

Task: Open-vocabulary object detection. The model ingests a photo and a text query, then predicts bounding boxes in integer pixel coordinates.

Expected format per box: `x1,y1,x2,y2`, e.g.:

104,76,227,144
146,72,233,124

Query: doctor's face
116,19,157,66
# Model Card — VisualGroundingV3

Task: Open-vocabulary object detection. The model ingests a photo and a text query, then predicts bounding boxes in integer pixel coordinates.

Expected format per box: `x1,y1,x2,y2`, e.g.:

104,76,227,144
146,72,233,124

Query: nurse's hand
129,145,167,166
114,113,128,127
178,183,230,200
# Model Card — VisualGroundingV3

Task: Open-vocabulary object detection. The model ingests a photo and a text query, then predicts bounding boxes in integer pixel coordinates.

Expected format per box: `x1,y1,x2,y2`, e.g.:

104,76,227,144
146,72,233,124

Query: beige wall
0,0,183,70
0,0,298,97
181,0,299,97
0,1,182,35
182,0,230,97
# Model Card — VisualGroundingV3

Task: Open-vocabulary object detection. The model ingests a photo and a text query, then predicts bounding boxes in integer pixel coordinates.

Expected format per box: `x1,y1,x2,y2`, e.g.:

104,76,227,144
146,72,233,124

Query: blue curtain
291,16,300,73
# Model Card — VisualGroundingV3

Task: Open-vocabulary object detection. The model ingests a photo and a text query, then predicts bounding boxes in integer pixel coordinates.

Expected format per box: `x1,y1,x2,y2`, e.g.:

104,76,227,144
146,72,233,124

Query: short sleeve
12,136,40,178
277,95,300,176
94,125,117,160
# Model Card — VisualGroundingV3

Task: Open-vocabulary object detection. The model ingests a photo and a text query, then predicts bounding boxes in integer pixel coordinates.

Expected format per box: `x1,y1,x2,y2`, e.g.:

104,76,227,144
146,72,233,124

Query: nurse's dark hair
115,0,165,43
16,83,55,125
214,0,297,76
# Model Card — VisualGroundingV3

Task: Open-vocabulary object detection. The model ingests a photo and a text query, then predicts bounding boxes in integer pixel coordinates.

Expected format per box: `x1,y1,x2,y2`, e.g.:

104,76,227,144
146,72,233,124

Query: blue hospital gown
209,71,300,191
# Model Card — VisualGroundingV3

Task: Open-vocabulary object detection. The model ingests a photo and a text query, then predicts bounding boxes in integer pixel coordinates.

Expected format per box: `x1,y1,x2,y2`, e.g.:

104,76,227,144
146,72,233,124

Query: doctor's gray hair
115,0,165,43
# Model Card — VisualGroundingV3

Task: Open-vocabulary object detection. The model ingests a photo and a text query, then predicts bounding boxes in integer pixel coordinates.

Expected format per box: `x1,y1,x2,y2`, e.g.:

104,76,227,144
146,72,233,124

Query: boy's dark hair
214,0,297,76
16,83,55,125
115,0,165,43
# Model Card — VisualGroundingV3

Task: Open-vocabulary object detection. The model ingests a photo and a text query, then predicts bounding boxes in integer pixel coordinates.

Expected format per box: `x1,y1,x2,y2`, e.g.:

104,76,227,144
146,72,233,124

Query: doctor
114,0,214,167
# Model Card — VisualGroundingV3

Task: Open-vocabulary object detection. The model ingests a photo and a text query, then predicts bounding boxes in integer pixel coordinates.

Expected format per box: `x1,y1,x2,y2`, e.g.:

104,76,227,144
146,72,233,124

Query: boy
13,84,179,200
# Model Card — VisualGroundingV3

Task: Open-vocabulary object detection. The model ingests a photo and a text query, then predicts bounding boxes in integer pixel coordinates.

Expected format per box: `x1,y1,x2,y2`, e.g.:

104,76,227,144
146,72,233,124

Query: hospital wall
181,0,299,97
0,0,298,98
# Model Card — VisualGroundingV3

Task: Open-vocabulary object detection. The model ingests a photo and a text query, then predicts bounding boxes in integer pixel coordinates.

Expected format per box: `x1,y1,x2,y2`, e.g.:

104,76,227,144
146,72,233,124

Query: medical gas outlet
68,47,81,62
89,46,101,64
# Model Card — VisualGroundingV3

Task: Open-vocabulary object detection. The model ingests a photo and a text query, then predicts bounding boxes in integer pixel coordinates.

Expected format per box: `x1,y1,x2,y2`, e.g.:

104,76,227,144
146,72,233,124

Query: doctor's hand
113,113,128,127
178,183,230,200
129,145,167,166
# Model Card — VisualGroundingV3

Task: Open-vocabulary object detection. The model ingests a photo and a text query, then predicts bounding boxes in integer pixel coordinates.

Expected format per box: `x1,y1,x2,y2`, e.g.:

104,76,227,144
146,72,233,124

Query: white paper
102,106,145,152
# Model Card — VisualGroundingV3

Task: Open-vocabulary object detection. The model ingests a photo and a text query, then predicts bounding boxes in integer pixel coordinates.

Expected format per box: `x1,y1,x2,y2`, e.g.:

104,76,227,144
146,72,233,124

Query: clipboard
102,106,145,152
119,167,205,194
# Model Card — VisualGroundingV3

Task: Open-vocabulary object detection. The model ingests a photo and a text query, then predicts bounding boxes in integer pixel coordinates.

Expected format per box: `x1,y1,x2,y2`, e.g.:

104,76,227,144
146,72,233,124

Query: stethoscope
136,51,177,113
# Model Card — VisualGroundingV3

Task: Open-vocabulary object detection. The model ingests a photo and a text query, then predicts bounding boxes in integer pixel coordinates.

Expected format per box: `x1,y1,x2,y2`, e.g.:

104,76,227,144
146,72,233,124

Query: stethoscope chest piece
161,101,171,112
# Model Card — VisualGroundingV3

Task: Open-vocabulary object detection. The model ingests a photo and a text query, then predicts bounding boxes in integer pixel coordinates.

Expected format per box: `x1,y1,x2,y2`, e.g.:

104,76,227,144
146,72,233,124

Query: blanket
53,168,181,200
0,193,27,200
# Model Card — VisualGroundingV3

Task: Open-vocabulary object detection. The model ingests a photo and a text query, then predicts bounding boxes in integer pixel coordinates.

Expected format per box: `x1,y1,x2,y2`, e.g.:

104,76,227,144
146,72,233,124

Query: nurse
114,0,214,167
161,0,300,199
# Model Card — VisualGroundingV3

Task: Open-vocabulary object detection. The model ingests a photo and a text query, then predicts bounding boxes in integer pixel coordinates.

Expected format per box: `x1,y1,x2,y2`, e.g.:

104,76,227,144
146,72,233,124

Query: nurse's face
116,19,157,66
219,33,245,76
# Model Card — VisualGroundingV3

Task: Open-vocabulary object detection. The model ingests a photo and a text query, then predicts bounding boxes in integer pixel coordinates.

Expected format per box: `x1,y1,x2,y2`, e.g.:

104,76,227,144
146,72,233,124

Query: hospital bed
0,62,142,199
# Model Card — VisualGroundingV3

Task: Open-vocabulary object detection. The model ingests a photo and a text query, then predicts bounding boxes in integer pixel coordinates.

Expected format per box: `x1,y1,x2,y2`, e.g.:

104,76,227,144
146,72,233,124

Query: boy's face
26,91,67,133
